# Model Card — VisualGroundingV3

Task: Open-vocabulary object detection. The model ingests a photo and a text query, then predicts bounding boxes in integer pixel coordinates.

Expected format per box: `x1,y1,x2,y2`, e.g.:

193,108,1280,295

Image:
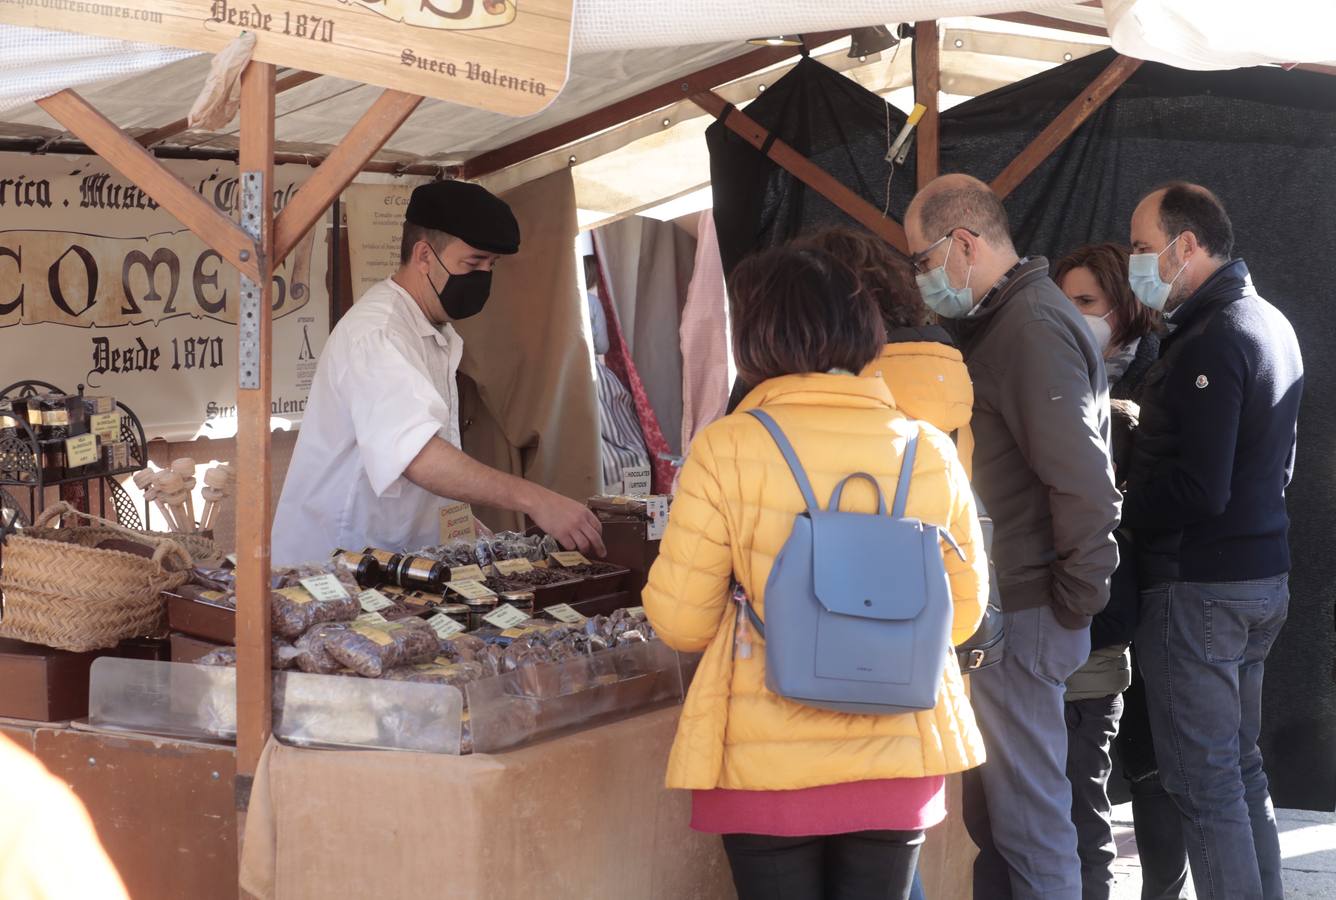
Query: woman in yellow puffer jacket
644,240,988,900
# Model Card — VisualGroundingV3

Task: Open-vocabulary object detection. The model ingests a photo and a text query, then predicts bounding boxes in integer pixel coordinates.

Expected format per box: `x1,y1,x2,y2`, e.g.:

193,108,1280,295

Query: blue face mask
915,236,975,319
1128,235,1187,312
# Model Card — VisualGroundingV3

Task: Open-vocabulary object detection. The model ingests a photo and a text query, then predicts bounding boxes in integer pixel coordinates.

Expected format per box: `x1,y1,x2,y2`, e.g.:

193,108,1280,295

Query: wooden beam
690,89,908,254
136,70,323,148
461,31,849,180
915,20,941,189
985,12,1110,40
234,61,276,784
990,54,1141,199
35,90,260,283
273,89,422,264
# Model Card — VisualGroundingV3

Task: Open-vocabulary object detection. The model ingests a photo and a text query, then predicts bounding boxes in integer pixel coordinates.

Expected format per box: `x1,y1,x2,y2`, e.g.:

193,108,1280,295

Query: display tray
571,564,631,601
165,591,235,644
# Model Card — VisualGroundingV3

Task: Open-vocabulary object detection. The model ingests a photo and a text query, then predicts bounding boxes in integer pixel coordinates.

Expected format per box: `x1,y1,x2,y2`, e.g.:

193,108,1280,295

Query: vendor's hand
530,490,605,557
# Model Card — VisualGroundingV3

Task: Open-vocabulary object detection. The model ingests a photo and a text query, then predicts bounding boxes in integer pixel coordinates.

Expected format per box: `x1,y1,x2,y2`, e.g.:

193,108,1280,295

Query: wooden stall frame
915,21,941,189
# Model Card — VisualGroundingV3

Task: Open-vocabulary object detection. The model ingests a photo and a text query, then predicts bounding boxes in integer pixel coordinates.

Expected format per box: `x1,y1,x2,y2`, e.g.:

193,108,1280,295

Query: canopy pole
914,20,941,189
991,54,1142,199
690,89,909,254
234,61,276,797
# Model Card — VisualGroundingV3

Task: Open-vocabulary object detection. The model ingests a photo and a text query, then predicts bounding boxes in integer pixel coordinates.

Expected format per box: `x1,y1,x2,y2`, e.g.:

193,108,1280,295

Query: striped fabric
596,361,651,492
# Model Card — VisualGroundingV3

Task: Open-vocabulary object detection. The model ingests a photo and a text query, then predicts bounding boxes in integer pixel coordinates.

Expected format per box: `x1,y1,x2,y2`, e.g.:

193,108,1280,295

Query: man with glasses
905,173,1120,900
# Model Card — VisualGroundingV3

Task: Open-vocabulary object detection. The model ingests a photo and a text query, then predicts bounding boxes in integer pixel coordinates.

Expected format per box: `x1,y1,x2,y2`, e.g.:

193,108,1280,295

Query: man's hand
529,488,606,557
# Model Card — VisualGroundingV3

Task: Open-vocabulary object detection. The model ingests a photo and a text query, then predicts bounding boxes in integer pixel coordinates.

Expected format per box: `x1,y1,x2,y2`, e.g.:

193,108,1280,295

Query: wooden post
915,20,941,189
991,55,1142,199
234,61,276,793
689,89,908,254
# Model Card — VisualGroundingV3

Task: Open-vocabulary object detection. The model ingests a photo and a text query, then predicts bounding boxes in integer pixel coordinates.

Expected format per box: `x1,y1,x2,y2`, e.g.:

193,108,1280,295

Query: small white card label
621,465,652,498
355,611,389,626
300,574,351,602
427,613,466,639
492,558,535,576
358,589,396,612
482,603,529,629
446,579,498,601
543,603,586,625
646,496,669,541
450,564,486,582
549,551,591,568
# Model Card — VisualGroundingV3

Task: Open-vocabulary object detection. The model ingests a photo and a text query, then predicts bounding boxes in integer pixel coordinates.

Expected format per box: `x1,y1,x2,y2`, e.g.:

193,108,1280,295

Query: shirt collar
386,277,452,348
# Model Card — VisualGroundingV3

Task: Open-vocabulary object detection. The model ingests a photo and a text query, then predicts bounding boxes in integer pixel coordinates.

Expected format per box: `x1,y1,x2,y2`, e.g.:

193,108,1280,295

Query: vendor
271,180,604,565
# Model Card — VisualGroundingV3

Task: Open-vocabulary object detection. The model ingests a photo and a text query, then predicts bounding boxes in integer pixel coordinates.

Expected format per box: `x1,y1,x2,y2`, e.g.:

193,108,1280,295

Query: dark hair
1052,243,1160,349
1109,398,1140,477
729,244,886,385
796,228,931,332
916,179,1015,249
399,223,453,265
1151,182,1234,259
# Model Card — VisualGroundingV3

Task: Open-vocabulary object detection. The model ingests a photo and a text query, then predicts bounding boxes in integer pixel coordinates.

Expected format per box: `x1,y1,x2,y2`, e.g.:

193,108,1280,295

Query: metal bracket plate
238,171,264,390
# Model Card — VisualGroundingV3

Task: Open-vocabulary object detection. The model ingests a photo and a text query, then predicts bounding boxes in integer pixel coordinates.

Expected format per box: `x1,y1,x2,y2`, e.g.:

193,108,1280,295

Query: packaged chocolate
269,565,361,638
101,440,130,473
301,617,438,678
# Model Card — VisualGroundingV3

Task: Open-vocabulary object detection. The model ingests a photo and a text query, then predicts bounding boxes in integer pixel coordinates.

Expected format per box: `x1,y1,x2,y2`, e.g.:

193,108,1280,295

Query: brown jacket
950,258,1120,628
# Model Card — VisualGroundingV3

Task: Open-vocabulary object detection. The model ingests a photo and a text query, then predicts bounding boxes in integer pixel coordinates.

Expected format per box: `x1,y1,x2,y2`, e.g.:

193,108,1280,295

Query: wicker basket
0,502,202,652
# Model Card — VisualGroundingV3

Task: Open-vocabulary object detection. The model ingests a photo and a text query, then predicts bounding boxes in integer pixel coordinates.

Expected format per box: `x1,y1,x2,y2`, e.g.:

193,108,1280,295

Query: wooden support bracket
990,54,1142,199
689,89,908,254
36,90,260,283
235,61,276,779
273,89,423,264
914,21,941,189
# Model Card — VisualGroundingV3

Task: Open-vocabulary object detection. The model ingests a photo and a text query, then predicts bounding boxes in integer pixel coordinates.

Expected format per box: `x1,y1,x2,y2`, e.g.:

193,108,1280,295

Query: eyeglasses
910,227,979,275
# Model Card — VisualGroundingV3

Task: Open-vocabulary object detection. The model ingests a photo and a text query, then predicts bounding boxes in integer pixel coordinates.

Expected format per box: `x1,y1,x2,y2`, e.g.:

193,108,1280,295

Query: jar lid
439,603,470,615
461,595,498,608
499,590,535,604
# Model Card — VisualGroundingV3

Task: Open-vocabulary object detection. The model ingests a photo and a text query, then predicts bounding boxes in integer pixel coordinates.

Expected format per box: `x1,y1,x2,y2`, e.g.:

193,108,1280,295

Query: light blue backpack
741,409,963,715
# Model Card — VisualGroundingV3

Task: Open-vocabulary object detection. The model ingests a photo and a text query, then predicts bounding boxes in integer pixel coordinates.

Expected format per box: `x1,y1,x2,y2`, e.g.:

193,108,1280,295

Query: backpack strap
747,409,820,514
891,429,919,518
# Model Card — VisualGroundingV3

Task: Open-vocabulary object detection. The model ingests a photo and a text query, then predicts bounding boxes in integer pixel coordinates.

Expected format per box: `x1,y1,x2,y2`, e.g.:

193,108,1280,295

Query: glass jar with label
361,547,404,582
0,401,18,441
331,549,380,587
393,554,448,593
39,440,67,481
438,603,471,630
499,591,535,618
38,394,86,441
13,395,48,441
463,595,498,631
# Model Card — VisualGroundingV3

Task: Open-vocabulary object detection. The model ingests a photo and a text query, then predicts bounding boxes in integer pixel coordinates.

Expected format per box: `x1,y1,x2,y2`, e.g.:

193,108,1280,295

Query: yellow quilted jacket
863,337,976,478
644,374,987,791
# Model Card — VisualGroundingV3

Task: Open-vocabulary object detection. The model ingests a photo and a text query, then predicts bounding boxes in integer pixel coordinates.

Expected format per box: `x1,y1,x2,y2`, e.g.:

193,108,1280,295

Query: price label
646,495,669,541
90,412,121,442
439,502,477,545
543,603,586,625
549,551,590,568
355,611,389,626
482,603,530,629
352,620,394,645
622,465,652,497
427,613,466,639
358,589,396,612
64,433,98,468
492,558,534,576
446,579,497,602
450,564,486,582
300,574,351,602
277,586,314,606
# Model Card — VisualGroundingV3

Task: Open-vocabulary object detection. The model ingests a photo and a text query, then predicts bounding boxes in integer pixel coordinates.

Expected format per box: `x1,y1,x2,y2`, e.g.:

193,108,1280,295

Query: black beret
405,180,520,255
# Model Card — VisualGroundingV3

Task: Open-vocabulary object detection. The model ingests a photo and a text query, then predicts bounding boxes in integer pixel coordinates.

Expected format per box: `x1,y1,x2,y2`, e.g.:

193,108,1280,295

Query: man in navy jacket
1122,183,1303,900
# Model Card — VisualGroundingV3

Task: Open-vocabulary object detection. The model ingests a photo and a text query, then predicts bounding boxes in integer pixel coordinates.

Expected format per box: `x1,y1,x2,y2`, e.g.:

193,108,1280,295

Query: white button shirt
271,279,464,565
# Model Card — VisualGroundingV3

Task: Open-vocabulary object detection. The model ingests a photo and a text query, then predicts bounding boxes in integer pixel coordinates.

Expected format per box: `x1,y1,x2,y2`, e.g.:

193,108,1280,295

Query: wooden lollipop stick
171,459,198,529
200,486,224,533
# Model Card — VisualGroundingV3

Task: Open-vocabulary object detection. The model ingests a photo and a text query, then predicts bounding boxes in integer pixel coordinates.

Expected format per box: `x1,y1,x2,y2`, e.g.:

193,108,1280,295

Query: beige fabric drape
455,169,600,533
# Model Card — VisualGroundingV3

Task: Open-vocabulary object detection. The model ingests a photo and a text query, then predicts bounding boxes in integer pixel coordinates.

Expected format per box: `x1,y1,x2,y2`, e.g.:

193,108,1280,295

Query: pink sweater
691,777,946,837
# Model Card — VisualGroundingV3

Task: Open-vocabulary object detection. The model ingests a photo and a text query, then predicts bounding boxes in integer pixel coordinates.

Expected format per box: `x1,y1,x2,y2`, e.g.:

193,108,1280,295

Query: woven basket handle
34,501,195,574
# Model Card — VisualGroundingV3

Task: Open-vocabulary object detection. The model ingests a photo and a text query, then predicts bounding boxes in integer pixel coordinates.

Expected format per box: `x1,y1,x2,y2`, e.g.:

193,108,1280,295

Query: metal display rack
0,380,149,532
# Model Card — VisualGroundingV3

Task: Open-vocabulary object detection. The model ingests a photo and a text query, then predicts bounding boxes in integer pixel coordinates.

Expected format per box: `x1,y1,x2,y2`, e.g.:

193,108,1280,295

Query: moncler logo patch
1195,375,1210,389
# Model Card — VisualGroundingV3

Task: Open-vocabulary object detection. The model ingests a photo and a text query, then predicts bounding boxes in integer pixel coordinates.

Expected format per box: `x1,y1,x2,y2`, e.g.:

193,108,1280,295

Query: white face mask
1082,311,1115,354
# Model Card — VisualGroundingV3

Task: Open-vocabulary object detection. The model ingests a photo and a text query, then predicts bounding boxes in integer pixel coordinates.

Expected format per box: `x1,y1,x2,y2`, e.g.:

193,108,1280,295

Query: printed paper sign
64,433,98,468
358,589,396,612
300,574,351,602
355,610,390,626
427,613,465,639
439,502,477,545
543,603,585,625
492,557,534,576
482,603,529,629
450,564,486,582
621,465,652,498
549,551,590,568
446,579,497,601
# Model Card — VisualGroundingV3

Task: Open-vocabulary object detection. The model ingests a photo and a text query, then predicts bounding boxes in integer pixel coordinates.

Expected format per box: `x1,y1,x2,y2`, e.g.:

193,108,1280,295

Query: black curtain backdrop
708,49,1336,811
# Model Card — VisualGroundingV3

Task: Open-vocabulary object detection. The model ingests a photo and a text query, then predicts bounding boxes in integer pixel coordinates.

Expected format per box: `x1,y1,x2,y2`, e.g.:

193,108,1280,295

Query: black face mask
428,247,492,320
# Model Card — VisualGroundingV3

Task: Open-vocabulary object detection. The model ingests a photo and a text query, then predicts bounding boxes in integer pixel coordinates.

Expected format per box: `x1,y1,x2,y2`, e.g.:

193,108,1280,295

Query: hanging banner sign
343,182,416,299
0,0,574,117
0,155,330,441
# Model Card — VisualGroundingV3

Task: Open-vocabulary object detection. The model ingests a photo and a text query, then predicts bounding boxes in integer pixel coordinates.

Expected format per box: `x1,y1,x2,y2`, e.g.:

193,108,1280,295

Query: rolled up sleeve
338,330,452,497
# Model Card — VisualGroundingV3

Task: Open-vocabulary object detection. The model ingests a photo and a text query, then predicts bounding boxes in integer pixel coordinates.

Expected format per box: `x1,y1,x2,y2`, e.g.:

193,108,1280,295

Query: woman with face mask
1053,244,1187,900
1053,243,1161,401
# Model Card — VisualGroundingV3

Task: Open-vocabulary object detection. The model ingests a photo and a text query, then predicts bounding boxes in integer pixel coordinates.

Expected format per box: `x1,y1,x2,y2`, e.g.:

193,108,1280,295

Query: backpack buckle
968,648,986,669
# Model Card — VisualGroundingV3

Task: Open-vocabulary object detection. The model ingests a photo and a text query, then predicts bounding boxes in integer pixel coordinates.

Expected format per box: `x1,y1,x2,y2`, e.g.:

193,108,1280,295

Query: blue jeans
1136,577,1289,900
968,605,1092,899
